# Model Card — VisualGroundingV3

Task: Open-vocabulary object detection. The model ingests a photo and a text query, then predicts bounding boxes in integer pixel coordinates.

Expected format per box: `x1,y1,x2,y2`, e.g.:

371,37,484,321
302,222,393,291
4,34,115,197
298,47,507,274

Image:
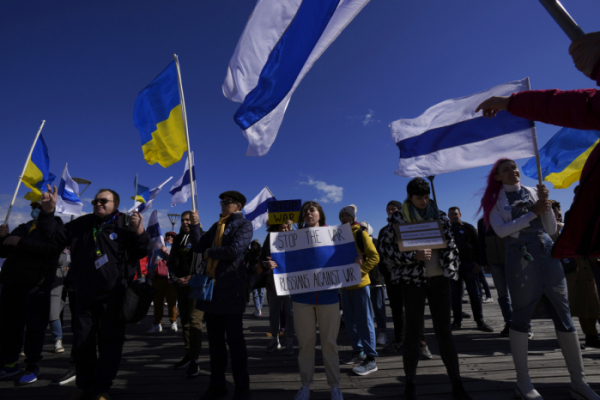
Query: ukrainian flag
22,134,55,202
132,179,150,204
522,128,600,189
134,61,187,168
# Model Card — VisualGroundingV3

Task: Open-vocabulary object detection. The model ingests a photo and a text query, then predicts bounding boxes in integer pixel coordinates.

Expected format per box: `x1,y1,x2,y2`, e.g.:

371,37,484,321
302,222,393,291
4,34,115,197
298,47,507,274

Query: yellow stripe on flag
141,104,187,168
545,139,600,189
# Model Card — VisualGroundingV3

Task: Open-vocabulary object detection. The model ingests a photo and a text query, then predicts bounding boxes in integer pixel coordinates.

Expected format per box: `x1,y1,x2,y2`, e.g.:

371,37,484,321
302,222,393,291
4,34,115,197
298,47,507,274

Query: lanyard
92,213,119,257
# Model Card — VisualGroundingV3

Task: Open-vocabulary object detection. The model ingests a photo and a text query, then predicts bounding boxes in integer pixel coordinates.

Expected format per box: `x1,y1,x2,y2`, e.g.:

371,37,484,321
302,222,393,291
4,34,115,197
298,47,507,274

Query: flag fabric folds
522,128,600,189
390,79,536,177
56,164,83,216
170,152,196,207
130,177,173,214
147,210,165,250
23,134,55,202
132,179,150,204
223,0,370,156
134,61,187,168
243,187,275,231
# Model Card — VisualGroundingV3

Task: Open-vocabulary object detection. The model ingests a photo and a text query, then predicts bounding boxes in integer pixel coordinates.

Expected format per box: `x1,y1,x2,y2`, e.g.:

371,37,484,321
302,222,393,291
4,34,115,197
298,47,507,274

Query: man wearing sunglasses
0,202,64,385
37,185,150,400
188,191,253,400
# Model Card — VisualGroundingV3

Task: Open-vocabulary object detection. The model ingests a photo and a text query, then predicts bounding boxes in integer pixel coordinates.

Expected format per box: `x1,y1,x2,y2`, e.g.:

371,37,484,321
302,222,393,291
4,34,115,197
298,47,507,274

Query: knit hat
219,191,247,208
358,221,373,236
339,204,357,222
387,200,402,210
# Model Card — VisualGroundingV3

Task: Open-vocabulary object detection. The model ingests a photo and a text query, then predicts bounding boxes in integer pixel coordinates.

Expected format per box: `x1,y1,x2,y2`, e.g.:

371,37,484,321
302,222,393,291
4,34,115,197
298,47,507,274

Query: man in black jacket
189,191,253,400
0,201,64,385
167,211,204,377
37,186,149,400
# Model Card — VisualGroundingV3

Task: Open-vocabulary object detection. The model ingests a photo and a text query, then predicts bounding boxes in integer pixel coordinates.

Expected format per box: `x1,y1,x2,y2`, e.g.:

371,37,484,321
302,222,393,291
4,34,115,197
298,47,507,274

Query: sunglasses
220,199,237,206
92,198,114,206
518,245,534,262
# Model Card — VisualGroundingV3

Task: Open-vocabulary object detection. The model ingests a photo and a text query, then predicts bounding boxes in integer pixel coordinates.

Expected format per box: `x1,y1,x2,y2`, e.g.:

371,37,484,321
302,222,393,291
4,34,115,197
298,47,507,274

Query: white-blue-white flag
170,152,196,207
56,163,83,216
390,78,536,177
130,177,173,214
147,210,165,250
243,187,275,231
223,0,370,156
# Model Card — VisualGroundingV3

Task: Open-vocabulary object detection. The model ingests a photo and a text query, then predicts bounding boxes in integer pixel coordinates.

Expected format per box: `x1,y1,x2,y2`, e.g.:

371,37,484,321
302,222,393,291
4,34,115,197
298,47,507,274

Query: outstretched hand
41,184,58,213
475,96,510,118
569,31,600,78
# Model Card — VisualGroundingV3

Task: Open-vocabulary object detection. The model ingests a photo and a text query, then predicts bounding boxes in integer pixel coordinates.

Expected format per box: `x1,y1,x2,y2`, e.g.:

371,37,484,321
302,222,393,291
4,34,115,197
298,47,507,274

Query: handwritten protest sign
270,223,361,295
268,199,301,225
394,220,447,251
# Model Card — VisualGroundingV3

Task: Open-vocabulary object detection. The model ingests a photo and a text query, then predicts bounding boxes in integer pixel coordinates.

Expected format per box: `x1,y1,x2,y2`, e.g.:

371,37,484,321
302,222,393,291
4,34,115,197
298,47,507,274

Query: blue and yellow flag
23,134,55,202
134,61,187,168
132,178,150,204
522,128,600,189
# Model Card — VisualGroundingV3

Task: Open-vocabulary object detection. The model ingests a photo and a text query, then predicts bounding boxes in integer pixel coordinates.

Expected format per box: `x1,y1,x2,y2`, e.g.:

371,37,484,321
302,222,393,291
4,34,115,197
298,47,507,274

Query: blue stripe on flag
245,198,275,221
397,113,534,159
169,166,195,196
271,242,357,274
233,0,340,130
147,224,161,239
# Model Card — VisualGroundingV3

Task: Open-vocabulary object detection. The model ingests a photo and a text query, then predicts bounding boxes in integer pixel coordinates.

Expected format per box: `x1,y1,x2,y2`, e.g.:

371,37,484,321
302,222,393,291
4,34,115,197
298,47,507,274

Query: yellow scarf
206,215,230,278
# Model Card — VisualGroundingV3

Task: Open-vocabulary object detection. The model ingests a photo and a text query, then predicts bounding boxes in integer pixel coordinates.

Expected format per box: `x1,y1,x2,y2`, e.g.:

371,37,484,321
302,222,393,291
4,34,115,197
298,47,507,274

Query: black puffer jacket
167,231,204,282
189,212,253,314
0,217,64,286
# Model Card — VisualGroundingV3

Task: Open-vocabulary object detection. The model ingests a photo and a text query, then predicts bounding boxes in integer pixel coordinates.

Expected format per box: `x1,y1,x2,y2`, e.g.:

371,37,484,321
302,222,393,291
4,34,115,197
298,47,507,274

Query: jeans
152,276,177,324
253,287,265,310
450,261,483,323
267,290,294,336
175,285,203,360
478,271,492,298
488,264,512,324
49,319,62,341
370,286,387,333
341,286,378,357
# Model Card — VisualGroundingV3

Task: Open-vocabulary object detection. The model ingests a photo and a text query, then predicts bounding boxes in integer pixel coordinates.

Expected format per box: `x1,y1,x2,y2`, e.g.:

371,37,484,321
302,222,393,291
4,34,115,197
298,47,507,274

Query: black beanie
387,200,402,210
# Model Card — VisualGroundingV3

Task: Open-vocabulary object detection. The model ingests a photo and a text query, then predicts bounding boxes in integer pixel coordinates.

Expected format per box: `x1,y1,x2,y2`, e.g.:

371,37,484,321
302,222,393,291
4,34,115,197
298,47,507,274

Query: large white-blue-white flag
146,210,165,251
170,152,196,207
130,177,173,214
56,163,83,216
243,187,275,231
223,0,370,156
390,78,536,177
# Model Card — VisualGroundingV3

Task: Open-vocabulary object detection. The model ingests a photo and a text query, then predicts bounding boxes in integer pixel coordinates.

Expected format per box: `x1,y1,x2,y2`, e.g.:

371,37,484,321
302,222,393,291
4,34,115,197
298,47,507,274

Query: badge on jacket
109,233,118,240
224,228,230,235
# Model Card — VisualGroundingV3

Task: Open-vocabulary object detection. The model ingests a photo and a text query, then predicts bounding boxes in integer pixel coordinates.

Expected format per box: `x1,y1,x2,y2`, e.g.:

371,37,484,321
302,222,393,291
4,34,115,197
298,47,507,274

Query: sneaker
294,385,310,400
352,358,378,376
147,324,162,333
482,297,494,304
284,337,294,355
331,386,344,400
265,337,280,353
173,354,191,370
186,359,200,378
420,343,433,360
383,339,402,353
500,323,510,337
50,366,76,386
17,363,39,386
200,384,228,400
170,321,178,332
528,329,534,340
0,363,20,380
376,332,387,345
54,339,65,353
476,320,494,332
253,309,262,318
451,321,462,330
19,351,25,357
341,351,366,365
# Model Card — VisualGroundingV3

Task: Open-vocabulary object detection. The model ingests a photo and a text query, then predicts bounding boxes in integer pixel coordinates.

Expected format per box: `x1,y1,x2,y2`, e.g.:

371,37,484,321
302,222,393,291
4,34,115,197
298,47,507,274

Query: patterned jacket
378,210,459,286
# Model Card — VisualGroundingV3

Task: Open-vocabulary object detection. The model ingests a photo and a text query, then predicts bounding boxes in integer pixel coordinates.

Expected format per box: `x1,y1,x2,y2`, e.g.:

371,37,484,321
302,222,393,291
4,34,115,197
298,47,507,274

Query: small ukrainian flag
22,134,55,202
132,179,150,204
134,61,187,168
523,128,600,189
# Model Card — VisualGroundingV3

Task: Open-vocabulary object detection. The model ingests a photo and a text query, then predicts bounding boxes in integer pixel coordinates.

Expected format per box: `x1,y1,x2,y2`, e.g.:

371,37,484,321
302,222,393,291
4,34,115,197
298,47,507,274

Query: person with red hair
480,158,599,400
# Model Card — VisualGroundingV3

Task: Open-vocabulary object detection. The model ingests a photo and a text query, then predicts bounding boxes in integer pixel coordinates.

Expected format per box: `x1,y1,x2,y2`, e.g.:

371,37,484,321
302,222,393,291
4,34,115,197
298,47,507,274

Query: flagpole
265,186,275,199
524,78,544,186
174,54,196,212
426,176,438,205
538,0,584,41
134,174,139,212
3,120,46,226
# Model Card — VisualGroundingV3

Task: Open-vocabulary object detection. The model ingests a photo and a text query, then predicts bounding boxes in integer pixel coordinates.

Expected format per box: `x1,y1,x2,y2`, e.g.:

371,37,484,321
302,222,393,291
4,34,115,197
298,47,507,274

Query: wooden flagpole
524,77,544,186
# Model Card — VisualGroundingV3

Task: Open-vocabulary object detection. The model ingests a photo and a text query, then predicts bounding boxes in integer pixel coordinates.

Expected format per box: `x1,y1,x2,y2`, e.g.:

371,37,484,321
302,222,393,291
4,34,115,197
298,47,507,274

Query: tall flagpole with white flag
173,54,196,211
4,120,46,226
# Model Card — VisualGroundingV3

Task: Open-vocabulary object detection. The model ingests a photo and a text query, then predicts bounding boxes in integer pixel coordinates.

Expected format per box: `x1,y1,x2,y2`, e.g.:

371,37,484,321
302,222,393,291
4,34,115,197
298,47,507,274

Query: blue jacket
189,212,252,314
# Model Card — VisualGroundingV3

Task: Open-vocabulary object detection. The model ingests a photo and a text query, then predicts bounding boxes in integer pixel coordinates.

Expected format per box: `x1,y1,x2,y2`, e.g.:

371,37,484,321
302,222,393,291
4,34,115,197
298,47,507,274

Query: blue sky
1,0,599,244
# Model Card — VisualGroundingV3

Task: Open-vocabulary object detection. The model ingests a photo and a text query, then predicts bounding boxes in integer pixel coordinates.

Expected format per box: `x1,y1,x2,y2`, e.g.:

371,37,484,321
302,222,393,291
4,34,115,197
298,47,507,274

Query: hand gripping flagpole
134,174,139,212
174,54,196,212
3,120,46,226
538,0,584,41
524,78,544,186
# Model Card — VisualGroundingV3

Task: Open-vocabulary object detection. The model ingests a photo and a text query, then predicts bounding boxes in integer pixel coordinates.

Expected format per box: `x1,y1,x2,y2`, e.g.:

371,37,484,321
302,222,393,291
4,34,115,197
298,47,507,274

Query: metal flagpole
426,176,438,204
134,174,139,212
524,78,544,186
265,186,276,199
3,120,46,226
538,0,584,41
174,54,196,211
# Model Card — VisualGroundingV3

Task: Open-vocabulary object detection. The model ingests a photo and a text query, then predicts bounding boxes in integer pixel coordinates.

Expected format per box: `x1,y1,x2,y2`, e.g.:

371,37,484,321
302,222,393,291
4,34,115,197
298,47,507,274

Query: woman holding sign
481,159,598,400
379,178,471,400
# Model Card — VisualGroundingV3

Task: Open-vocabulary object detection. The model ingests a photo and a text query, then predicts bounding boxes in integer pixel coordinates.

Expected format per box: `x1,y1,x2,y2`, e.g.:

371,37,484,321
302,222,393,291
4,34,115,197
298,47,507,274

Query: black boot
451,381,473,400
404,380,417,400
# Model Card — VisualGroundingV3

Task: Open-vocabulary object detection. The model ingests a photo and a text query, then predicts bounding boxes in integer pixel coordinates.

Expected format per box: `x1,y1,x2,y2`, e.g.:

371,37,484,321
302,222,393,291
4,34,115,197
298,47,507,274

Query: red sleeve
507,89,600,131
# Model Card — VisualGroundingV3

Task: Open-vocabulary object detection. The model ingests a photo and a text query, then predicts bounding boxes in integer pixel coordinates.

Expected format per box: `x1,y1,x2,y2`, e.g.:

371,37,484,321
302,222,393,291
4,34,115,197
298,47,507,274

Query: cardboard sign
269,223,361,295
268,199,301,225
394,220,448,251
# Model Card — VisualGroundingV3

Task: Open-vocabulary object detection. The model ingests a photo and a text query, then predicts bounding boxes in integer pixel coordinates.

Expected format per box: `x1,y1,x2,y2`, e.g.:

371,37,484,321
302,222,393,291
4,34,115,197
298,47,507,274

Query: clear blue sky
1,0,599,244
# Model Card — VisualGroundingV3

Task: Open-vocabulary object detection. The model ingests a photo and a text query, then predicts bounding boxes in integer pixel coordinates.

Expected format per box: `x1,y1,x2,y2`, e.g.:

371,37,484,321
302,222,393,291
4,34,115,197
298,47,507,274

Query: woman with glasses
481,158,599,400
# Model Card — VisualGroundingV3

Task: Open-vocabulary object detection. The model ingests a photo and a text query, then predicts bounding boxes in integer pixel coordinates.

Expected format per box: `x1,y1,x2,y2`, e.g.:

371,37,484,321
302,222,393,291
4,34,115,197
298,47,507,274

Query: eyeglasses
92,199,114,206
220,199,237,206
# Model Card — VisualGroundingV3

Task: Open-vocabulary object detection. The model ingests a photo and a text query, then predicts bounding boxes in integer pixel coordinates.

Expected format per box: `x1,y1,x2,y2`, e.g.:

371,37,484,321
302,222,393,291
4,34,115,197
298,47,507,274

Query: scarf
206,214,230,278
401,198,440,223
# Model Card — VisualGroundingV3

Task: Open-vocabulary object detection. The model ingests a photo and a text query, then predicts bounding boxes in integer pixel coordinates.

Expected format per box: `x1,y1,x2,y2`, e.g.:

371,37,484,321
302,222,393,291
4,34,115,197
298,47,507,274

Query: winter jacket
345,223,379,290
0,217,64,286
37,211,150,299
477,218,505,266
369,237,386,286
450,221,479,264
189,212,252,314
167,231,203,282
378,210,459,287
